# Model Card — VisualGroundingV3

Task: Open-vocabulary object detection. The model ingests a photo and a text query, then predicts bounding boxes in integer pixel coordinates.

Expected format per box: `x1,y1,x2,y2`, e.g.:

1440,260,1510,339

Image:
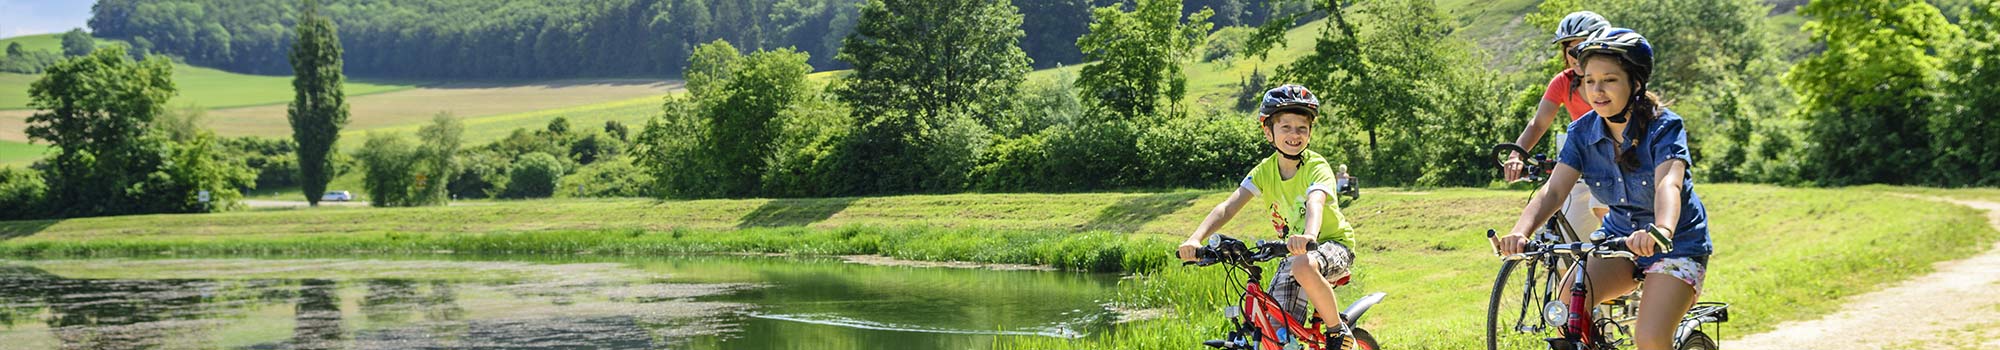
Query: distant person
1494,28,1715,350
1177,84,1360,345
1503,10,1612,235
1335,164,1360,203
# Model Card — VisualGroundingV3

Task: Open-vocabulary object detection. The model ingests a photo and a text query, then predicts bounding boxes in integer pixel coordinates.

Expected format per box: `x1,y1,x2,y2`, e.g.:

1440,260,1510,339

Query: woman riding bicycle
1491,28,1714,350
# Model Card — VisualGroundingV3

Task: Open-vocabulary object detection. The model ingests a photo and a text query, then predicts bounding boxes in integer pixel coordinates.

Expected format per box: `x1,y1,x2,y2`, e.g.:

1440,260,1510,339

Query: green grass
0,140,45,166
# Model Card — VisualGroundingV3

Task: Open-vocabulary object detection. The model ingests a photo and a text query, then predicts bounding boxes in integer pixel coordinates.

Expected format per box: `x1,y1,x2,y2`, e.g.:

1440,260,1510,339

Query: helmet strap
1279,145,1305,161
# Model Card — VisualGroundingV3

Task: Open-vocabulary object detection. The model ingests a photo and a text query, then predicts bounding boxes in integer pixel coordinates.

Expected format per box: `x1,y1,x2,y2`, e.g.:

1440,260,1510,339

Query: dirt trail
1731,198,2000,350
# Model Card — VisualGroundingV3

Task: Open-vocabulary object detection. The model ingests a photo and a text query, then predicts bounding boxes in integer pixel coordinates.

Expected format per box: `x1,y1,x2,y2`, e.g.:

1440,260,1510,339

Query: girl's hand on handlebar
1495,232,1528,256
1628,230,1659,257
1178,240,1203,262
1287,235,1314,256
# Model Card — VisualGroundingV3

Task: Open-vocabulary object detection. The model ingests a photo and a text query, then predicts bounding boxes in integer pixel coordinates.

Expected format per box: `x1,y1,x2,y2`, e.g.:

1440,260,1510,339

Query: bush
355,132,420,207
1138,113,1266,188
0,167,48,220
219,136,299,191
556,157,650,198
761,88,855,197
501,152,566,199
449,149,510,199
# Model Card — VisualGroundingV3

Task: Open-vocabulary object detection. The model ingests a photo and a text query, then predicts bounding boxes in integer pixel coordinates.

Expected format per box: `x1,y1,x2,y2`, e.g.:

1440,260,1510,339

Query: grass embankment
2,185,1997,349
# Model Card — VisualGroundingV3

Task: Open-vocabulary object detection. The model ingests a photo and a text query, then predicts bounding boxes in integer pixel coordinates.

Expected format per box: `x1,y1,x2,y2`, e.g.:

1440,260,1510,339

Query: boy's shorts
1269,242,1355,323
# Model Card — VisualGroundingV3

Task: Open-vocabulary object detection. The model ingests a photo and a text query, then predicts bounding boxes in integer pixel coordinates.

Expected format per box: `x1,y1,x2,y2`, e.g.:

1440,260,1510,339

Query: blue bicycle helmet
1571,27,1653,86
1258,84,1320,125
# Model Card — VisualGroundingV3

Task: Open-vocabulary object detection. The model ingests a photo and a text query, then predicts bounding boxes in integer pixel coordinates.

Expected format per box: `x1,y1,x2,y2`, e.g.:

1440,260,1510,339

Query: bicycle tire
1352,328,1380,350
1676,330,1717,350
1486,258,1556,350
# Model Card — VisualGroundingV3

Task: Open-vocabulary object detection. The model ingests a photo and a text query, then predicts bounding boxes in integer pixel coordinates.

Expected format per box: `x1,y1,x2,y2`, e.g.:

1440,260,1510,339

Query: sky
0,0,95,39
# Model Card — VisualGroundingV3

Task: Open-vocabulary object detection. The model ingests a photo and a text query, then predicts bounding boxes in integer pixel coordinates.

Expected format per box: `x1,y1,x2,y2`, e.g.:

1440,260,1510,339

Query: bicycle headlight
1223,305,1242,319
1545,301,1569,325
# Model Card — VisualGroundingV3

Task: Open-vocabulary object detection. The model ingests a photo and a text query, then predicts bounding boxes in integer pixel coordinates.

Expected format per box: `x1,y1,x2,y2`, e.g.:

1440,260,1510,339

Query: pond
0,254,1125,349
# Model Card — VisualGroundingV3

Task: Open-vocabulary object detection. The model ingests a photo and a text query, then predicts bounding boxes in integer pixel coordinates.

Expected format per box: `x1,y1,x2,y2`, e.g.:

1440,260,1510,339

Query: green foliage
355,132,419,207
760,86,857,197
355,114,460,206
288,0,350,206
413,113,464,205
831,0,1027,194
632,40,815,198
555,156,651,198
1785,0,1959,185
448,149,510,200
1932,0,2000,186
567,131,625,165
502,152,567,199
25,46,248,217
1266,0,1511,187
219,136,300,191
59,29,94,57
0,167,48,220
1076,0,1214,120
995,71,1083,138
1204,26,1258,63
1136,111,1266,188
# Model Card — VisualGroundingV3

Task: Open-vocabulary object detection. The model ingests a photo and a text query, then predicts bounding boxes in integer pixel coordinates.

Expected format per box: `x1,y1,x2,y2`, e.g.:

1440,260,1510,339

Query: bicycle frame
1227,264,1330,350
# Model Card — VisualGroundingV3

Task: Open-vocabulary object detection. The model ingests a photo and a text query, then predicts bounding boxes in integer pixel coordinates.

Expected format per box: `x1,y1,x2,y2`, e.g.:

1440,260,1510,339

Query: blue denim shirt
1559,108,1713,267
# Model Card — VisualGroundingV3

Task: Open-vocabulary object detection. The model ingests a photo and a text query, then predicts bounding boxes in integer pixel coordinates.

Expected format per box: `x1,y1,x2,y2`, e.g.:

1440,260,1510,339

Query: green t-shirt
1238,150,1357,248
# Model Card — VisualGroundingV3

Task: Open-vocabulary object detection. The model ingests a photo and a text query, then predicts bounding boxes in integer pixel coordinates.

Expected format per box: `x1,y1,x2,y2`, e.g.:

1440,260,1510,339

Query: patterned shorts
1641,257,1708,296
1268,242,1355,323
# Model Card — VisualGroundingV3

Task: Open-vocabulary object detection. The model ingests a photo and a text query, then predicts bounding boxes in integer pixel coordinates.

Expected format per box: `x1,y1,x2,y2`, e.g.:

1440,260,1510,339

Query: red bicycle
1182,235,1385,350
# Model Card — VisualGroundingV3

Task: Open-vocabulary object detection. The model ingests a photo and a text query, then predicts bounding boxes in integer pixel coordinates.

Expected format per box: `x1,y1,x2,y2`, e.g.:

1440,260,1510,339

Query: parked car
321,191,354,202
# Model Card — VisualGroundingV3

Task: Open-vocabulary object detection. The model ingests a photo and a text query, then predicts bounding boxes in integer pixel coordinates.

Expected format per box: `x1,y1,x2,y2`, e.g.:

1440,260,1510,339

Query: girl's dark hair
1577,52,1668,172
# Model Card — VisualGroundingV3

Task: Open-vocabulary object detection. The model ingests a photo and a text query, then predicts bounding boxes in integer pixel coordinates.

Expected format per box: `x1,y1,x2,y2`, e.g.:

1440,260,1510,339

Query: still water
0,254,1123,349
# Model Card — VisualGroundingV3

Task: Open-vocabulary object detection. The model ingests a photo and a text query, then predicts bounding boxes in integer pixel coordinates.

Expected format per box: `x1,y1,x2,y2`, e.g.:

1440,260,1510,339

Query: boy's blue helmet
1258,84,1320,125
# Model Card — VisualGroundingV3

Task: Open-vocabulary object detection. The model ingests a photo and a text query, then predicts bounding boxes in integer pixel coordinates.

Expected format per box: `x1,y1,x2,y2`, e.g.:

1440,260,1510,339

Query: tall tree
1784,0,1958,185
288,0,350,206
1076,0,1213,120
833,0,1027,194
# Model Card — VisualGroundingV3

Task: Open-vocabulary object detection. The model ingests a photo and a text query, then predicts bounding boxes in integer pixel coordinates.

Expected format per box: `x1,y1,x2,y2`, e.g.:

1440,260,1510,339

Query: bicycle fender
1341,292,1388,326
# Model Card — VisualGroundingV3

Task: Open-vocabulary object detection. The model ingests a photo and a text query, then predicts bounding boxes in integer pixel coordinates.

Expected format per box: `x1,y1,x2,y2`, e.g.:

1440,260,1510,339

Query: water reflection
0,255,1120,350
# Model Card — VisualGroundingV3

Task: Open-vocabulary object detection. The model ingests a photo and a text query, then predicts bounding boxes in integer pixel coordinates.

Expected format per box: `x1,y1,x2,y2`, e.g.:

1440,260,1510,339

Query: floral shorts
1640,257,1708,296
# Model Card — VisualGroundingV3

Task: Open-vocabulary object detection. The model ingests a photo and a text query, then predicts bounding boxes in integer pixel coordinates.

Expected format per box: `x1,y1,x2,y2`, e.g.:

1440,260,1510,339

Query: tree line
83,0,1310,79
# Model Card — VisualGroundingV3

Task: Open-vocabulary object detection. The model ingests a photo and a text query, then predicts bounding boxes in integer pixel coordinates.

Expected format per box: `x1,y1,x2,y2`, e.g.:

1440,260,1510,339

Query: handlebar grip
1493,143,1530,158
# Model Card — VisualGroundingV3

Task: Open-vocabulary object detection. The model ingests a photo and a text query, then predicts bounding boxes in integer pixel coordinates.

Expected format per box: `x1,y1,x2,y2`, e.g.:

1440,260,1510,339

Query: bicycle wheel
1486,259,1556,350
1676,330,1717,350
1351,328,1379,350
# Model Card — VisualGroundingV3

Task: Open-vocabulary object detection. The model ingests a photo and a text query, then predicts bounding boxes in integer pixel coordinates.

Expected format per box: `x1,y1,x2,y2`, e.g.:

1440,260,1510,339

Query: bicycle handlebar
1488,228,1670,261
1176,235,1319,267
1494,143,1553,183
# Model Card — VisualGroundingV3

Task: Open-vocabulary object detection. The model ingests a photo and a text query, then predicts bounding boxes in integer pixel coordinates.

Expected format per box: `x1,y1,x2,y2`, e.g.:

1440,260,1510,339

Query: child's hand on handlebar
1494,232,1528,256
1287,235,1315,256
1178,240,1203,262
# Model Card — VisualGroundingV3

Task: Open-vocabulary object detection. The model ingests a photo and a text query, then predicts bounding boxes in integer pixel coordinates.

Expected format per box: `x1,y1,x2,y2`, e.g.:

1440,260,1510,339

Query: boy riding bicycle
1177,84,1360,342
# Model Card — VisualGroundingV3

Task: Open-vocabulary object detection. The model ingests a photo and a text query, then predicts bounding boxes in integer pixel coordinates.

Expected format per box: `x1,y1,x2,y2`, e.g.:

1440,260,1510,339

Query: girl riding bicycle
1492,28,1715,350
1178,84,1360,342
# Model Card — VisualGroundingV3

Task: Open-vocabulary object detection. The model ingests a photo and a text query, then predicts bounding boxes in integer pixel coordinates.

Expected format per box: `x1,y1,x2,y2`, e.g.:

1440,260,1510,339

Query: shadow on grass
1083,192,1204,233
736,197,860,229
0,219,59,241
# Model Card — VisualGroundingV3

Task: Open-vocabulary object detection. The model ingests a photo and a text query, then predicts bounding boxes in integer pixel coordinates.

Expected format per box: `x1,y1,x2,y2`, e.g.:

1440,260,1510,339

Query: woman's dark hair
1578,51,1668,172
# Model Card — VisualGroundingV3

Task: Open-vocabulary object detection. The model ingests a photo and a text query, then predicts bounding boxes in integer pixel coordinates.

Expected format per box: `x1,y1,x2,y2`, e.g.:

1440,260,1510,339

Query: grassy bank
1,184,1995,348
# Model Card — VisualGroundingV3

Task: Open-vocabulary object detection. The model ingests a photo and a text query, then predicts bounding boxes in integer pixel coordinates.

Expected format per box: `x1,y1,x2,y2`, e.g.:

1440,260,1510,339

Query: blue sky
0,0,94,38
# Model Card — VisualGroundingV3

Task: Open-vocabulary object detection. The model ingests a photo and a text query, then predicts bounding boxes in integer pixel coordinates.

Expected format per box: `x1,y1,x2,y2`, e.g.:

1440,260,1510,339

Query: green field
0,140,46,166
0,185,1995,349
